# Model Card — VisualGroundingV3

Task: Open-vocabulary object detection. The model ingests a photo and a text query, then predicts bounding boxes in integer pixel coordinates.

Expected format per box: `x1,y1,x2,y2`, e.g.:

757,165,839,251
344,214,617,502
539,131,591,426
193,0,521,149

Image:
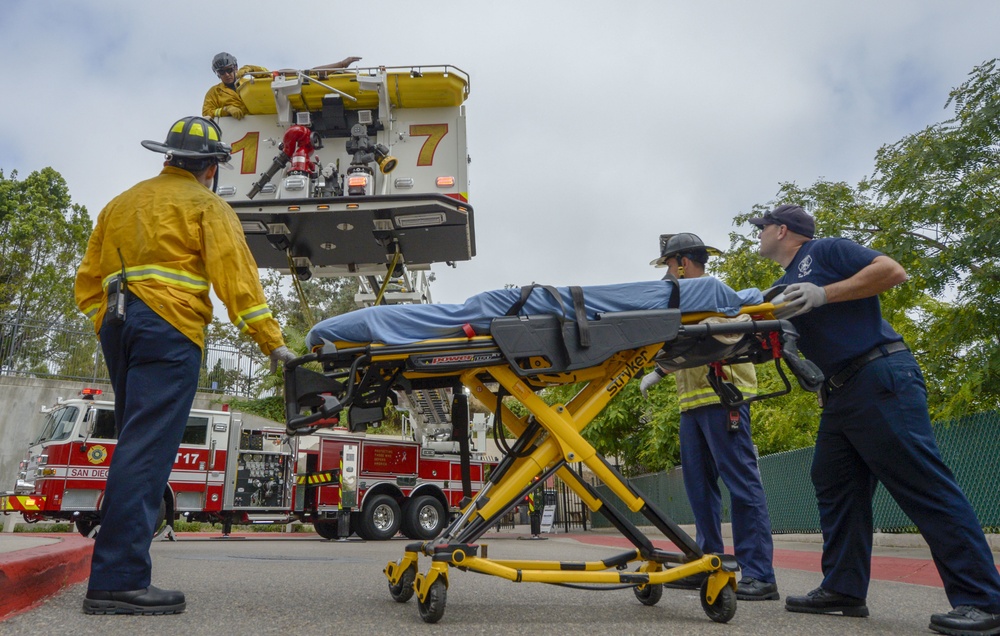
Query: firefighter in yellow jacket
639,233,778,602
75,116,296,616
202,52,264,120
202,52,362,120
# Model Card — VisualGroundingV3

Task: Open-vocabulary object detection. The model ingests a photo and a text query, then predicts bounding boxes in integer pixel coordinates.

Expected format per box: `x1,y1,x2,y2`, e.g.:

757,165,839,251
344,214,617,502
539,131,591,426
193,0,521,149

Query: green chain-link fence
592,410,1000,534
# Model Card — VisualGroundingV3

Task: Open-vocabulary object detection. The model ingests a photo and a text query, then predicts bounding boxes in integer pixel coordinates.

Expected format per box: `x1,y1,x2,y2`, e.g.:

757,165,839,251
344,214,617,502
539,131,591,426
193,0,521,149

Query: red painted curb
0,535,93,620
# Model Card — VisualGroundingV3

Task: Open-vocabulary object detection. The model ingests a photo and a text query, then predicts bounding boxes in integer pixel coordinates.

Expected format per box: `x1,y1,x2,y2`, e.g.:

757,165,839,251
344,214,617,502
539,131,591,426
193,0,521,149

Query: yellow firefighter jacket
202,65,267,118
75,165,284,355
666,360,757,414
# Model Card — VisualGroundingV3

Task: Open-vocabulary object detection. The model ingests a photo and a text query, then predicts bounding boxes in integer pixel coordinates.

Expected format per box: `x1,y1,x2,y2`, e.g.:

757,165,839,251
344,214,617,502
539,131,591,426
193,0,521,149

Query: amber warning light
80,388,102,399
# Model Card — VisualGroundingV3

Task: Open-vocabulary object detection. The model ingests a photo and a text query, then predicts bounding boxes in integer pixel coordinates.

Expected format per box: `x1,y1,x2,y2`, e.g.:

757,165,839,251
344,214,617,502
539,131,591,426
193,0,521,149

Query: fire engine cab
1,388,294,537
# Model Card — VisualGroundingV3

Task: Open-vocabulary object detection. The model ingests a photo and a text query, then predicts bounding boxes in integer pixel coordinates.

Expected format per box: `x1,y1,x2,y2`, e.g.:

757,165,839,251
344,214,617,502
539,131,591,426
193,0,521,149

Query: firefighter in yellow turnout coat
640,233,779,602
75,116,295,616
201,52,264,120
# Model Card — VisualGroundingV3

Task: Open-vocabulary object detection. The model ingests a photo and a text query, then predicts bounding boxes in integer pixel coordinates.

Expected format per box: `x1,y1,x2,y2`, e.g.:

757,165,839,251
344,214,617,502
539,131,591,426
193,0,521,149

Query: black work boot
736,577,780,601
929,606,1000,636
83,586,186,615
785,586,868,617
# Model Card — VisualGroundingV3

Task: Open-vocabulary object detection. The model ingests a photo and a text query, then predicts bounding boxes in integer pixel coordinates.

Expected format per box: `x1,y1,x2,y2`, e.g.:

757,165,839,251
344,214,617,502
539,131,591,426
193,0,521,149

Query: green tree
202,272,362,401
719,59,1000,421
0,167,92,374
861,58,1000,418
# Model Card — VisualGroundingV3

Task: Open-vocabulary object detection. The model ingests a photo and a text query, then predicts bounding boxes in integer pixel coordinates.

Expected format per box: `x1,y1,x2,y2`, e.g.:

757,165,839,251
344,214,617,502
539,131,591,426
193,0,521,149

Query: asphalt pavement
3,525,998,634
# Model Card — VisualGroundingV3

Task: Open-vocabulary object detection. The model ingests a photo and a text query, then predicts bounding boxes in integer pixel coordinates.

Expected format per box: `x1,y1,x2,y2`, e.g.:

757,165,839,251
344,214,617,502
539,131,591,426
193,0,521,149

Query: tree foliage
0,167,93,375
719,59,1000,420
575,57,1000,473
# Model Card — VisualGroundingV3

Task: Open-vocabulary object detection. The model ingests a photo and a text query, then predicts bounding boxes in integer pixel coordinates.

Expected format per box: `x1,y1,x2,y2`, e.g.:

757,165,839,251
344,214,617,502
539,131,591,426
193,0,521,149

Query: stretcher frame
283,302,823,624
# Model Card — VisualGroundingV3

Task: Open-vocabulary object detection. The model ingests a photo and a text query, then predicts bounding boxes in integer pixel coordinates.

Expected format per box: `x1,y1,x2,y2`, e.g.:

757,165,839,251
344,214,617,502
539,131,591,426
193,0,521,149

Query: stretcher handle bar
677,318,787,339
285,353,370,434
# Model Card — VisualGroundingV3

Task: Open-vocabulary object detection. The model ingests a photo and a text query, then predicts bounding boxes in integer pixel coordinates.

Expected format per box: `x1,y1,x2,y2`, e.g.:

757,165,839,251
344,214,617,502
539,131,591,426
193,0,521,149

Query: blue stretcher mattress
306,278,763,348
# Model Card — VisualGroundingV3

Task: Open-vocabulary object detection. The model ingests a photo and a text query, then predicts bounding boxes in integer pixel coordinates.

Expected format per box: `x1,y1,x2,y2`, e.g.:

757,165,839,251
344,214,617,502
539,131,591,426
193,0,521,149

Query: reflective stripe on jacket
673,362,758,413
74,165,284,354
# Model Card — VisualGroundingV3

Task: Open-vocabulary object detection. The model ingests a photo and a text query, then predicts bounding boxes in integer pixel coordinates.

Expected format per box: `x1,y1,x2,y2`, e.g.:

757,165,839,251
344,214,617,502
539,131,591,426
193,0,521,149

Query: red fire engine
296,419,494,541
1,388,495,541
1,388,294,537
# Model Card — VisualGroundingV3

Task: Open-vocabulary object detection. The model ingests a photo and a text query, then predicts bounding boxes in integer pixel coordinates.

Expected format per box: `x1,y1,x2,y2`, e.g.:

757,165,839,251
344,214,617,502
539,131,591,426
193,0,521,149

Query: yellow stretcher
283,301,823,624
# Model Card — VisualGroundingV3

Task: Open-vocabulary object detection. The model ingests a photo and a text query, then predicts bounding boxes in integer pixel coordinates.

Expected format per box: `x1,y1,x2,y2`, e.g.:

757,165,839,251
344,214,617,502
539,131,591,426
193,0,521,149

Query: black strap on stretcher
505,284,591,348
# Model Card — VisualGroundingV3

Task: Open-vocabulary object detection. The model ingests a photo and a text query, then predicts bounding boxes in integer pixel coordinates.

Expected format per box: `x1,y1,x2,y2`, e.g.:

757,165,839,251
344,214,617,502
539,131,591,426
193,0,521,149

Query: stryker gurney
283,277,823,624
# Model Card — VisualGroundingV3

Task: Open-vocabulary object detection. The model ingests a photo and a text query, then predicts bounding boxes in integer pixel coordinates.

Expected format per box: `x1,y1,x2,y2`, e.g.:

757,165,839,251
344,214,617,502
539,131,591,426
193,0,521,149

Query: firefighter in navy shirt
752,204,1000,635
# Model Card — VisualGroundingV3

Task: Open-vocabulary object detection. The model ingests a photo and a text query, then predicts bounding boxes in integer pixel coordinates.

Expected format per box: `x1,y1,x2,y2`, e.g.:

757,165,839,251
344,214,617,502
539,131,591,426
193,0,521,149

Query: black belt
826,341,908,391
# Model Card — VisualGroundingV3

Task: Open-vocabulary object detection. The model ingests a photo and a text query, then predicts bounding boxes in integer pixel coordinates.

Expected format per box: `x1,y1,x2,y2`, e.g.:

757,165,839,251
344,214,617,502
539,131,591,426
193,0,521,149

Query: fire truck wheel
152,497,168,538
76,516,100,538
417,578,447,623
359,494,401,541
402,496,446,541
314,520,339,540
75,498,167,539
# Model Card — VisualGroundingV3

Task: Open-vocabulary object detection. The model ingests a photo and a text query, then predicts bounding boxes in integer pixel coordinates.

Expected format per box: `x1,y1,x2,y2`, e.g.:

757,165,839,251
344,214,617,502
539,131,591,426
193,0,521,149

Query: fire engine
1,388,294,537
1,388,496,541
295,409,495,541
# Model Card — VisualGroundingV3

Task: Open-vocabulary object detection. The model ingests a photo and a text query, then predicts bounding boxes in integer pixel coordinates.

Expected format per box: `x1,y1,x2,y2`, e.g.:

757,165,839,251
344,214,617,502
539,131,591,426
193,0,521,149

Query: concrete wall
0,376,237,498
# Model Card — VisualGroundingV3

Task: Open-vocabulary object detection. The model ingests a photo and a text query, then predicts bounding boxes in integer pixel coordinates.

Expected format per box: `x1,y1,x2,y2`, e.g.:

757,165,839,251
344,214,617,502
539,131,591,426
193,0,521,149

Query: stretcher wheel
417,579,447,623
700,579,737,623
388,565,417,603
633,582,663,606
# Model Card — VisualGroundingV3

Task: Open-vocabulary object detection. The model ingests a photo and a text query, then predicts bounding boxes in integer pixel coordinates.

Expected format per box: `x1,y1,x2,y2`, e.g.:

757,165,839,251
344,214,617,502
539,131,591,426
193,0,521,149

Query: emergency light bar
80,388,102,399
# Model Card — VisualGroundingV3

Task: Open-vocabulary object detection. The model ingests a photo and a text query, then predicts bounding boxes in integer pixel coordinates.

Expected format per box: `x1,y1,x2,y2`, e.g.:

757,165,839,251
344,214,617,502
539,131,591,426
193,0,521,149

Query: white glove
639,369,666,399
774,282,827,319
268,345,297,374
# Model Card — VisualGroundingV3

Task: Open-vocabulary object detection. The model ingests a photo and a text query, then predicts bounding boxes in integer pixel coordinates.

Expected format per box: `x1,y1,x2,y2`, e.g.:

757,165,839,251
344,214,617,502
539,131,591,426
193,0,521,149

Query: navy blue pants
679,403,776,582
815,350,1000,610
89,297,201,591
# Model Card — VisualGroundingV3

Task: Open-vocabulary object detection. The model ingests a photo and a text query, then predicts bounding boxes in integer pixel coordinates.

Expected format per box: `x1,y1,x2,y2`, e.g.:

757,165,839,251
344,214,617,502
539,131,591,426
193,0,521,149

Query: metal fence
0,319,266,398
592,410,1000,534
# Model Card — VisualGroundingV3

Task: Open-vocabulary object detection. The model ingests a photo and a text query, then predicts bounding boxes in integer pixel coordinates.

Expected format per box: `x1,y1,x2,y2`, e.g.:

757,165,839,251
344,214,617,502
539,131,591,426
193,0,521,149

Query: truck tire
79,496,167,538
314,520,339,540
357,494,401,541
76,515,100,538
401,495,446,540
152,497,168,538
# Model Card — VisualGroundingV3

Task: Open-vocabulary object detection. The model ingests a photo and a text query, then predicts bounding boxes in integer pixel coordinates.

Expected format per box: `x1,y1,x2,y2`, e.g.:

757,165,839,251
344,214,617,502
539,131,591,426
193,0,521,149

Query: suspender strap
662,273,681,310
569,285,590,348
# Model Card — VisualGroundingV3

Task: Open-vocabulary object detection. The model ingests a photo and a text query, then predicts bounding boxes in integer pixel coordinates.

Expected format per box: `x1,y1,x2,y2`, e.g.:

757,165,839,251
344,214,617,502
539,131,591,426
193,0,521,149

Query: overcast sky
2,1,998,306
